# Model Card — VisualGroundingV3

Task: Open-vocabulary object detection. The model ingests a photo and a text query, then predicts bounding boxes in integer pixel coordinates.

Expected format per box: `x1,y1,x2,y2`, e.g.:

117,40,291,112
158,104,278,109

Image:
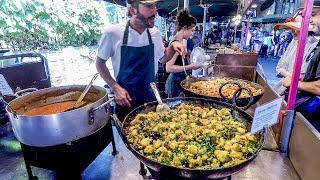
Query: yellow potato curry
188,78,263,98
126,103,260,169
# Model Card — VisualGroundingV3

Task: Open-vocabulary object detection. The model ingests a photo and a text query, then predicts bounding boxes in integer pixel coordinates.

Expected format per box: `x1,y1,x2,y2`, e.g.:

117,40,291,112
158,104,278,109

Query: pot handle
112,114,130,148
88,98,114,125
15,88,38,97
232,87,254,110
219,81,241,100
0,93,18,118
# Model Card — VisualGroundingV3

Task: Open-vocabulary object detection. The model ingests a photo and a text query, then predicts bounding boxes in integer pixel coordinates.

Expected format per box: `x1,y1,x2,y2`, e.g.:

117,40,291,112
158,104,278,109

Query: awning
103,0,239,23
250,14,293,24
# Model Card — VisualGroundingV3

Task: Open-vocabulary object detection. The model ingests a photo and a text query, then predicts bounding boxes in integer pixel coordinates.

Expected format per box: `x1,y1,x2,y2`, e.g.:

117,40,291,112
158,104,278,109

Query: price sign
251,98,283,135
0,74,14,96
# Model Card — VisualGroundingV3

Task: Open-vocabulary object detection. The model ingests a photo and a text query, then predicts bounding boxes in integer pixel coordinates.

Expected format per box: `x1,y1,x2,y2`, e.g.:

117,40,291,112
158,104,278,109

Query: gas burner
20,121,117,179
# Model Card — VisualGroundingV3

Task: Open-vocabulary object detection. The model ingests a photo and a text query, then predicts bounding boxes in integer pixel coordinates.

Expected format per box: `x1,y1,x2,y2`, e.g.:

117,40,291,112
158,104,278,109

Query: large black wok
114,97,264,179
181,77,265,110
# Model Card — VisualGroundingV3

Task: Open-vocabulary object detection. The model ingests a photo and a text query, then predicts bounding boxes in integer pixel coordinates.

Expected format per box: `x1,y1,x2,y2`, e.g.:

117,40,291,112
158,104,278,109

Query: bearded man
96,0,187,121
282,5,320,119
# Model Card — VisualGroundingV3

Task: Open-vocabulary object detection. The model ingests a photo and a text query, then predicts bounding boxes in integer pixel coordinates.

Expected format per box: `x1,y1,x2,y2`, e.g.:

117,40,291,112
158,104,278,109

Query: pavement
256,56,281,87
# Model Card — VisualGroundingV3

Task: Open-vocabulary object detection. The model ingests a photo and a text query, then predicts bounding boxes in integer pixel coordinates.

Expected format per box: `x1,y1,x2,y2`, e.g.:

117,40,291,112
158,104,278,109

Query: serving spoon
150,82,170,113
64,73,99,112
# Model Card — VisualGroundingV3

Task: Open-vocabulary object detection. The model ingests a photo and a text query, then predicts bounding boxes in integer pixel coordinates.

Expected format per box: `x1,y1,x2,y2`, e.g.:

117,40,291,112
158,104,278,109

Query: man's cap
274,15,314,32
298,0,320,10
298,6,320,10
126,0,163,4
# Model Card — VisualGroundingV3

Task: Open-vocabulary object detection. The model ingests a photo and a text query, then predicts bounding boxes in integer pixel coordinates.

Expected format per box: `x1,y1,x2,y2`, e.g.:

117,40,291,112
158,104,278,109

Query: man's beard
311,24,320,35
135,12,156,29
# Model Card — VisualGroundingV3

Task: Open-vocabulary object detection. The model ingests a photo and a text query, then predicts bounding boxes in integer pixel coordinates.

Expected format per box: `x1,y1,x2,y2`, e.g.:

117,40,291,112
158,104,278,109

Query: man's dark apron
115,21,156,121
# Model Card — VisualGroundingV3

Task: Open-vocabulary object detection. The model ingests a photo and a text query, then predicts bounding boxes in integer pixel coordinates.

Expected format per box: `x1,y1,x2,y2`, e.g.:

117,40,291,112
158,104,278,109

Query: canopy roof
104,0,239,22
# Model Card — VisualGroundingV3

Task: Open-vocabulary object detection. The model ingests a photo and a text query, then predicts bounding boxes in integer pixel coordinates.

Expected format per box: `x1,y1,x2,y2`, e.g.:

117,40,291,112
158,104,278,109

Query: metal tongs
182,56,189,79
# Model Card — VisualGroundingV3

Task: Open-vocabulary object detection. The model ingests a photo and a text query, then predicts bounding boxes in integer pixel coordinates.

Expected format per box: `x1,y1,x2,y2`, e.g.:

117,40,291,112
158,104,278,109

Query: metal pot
114,97,264,179
6,85,112,147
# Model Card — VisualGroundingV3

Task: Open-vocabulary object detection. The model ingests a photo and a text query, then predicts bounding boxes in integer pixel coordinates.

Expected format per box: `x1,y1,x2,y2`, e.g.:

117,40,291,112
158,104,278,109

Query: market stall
1,0,320,179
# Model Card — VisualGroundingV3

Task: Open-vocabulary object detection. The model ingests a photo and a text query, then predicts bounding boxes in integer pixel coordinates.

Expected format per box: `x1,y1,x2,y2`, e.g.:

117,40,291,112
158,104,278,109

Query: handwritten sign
251,98,283,135
0,74,14,96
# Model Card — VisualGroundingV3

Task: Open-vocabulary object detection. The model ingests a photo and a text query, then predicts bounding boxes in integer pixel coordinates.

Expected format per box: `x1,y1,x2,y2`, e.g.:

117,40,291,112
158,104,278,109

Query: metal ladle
64,73,99,112
150,82,170,113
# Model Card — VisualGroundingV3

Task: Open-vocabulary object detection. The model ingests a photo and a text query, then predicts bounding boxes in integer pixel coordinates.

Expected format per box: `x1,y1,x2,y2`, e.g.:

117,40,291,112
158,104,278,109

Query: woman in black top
165,9,201,97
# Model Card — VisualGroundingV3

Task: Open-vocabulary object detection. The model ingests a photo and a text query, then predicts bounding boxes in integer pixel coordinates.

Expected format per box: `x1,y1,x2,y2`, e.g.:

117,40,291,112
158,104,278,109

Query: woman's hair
175,9,197,32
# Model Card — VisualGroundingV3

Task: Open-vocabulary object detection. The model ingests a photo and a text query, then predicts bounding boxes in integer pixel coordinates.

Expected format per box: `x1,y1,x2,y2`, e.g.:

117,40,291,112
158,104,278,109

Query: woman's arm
166,53,201,73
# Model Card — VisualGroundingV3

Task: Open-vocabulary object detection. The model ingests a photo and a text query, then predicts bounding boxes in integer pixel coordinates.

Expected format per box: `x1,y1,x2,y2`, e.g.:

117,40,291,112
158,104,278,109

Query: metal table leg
139,162,147,176
21,144,38,180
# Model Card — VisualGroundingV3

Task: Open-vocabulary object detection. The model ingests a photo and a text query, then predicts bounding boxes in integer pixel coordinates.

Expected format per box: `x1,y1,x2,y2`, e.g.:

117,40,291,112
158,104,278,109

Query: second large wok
114,97,264,179
181,77,265,110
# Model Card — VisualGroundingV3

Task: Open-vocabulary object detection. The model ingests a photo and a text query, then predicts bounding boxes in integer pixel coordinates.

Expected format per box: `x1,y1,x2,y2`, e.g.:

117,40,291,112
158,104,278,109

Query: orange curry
24,101,90,116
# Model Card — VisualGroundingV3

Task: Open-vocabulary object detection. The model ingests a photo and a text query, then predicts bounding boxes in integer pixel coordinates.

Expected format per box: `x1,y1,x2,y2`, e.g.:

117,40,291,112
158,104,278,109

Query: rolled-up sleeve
153,30,165,62
97,30,114,61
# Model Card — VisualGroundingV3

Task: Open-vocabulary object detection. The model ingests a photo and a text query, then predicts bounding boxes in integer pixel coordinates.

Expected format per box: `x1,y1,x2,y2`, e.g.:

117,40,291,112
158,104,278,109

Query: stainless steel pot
6,85,112,147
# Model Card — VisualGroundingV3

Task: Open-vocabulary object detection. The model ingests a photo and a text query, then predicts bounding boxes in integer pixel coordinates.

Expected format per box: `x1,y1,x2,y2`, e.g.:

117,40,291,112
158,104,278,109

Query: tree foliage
0,0,105,50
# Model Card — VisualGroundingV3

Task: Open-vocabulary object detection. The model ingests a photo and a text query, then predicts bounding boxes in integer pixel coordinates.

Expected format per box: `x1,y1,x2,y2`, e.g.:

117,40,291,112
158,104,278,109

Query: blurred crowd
246,27,296,58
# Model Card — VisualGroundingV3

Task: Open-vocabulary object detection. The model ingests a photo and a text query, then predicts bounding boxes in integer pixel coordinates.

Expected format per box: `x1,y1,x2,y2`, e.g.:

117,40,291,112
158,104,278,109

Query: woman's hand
189,63,202,70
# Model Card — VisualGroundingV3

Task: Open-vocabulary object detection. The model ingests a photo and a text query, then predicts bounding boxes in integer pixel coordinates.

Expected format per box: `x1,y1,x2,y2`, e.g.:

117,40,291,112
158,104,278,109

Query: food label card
251,98,283,135
0,74,14,96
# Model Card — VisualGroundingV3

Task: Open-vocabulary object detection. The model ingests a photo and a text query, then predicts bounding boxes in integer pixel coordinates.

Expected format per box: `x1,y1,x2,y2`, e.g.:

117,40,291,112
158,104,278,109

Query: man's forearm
159,45,175,64
298,80,320,95
96,57,119,90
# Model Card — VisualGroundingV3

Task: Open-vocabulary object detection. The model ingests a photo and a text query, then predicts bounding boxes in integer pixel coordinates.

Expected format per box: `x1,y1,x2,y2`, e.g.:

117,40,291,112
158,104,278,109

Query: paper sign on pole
0,74,14,96
251,98,283,135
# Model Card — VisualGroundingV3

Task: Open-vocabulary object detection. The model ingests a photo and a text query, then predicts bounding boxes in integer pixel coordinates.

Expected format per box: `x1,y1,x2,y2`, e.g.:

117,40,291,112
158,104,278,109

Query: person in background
219,28,228,45
165,9,201,98
268,31,275,55
206,28,215,45
193,25,202,45
187,37,194,52
235,26,242,44
213,26,219,43
261,32,270,58
273,15,318,95
96,0,187,121
280,30,294,55
228,29,235,44
253,27,264,54
192,36,200,48
199,25,203,35
282,5,320,120
272,30,281,57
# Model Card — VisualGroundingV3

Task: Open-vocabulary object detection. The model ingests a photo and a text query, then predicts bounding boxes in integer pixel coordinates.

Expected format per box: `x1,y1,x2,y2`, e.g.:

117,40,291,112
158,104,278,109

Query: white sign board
0,74,14,96
251,98,283,135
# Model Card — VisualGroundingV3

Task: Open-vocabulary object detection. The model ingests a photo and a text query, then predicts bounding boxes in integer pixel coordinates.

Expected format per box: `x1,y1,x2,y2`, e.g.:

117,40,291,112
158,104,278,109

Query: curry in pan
23,101,91,116
187,78,263,98
126,103,260,169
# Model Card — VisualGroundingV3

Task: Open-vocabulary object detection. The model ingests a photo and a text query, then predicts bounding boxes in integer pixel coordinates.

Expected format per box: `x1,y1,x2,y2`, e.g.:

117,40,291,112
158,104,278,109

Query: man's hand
113,84,132,107
171,41,187,56
282,76,292,87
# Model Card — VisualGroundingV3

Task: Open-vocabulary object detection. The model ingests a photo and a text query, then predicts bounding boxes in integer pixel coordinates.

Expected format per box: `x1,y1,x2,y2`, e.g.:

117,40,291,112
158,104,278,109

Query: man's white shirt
97,22,165,78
